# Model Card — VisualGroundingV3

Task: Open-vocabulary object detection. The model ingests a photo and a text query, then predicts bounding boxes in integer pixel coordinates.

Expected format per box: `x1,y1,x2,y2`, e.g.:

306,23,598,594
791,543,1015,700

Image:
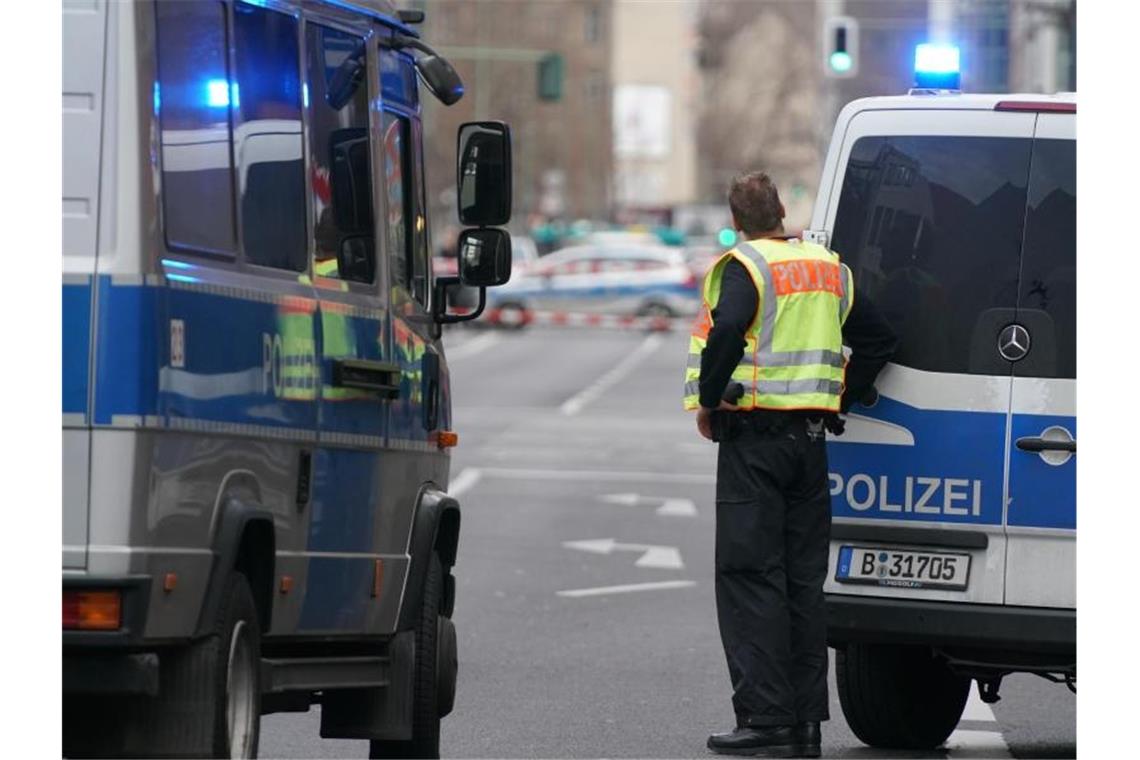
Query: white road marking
961,686,999,722
944,729,1011,758
556,580,697,598
600,493,698,517
563,538,684,570
448,467,483,497
445,332,502,361
559,333,664,416
478,466,715,485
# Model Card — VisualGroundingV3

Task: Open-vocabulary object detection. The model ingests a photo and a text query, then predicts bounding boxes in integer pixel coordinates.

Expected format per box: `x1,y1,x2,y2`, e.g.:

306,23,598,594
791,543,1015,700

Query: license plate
835,545,970,590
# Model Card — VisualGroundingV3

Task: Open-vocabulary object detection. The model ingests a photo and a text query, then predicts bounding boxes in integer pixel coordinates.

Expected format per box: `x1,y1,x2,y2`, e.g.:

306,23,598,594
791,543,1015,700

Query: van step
261,656,390,693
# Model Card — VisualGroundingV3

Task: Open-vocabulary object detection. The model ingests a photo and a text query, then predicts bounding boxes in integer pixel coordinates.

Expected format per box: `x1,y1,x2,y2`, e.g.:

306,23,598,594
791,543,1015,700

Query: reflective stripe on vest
681,238,853,412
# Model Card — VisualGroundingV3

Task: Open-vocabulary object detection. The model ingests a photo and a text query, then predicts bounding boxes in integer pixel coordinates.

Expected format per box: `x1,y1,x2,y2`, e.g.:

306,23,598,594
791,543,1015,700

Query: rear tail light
63,590,122,631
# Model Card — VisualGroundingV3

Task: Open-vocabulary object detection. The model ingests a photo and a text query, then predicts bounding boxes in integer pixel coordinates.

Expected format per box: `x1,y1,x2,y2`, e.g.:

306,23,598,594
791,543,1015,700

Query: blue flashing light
165,273,200,284
829,51,853,73
914,43,961,89
205,79,240,108
717,228,737,247
206,79,230,107
153,82,161,115
161,259,195,270
303,83,310,109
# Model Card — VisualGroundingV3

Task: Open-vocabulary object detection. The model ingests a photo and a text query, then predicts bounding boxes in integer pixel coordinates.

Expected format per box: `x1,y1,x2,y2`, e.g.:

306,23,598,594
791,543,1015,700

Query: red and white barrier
486,307,683,332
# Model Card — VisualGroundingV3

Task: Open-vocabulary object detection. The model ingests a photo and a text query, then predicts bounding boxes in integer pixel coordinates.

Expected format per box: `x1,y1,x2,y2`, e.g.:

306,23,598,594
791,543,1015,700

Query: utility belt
712,382,843,442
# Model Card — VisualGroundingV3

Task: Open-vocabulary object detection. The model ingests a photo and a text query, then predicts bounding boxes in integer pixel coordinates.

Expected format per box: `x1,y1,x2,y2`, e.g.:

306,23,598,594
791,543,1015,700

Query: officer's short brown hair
728,171,783,237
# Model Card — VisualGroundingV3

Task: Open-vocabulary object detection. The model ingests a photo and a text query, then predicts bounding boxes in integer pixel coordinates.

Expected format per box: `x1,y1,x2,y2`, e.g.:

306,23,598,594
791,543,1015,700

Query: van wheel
370,554,450,759
124,573,262,758
837,643,969,750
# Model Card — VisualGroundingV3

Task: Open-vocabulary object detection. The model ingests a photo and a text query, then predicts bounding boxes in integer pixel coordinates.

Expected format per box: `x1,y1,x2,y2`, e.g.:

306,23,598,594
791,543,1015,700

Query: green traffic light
829,51,852,73
717,228,737,247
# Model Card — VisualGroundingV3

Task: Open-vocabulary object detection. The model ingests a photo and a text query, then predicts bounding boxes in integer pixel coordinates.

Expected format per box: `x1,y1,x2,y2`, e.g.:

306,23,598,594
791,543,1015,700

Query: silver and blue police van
810,69,1076,749
62,1,511,756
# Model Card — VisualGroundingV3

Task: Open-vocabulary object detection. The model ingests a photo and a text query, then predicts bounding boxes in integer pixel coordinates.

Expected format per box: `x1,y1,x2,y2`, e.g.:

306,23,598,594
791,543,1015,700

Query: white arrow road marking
599,493,698,517
557,580,697,598
562,538,685,570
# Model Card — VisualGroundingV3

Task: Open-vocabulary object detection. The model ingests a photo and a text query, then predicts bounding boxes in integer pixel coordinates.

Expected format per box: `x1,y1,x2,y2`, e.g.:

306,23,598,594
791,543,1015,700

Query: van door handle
332,359,401,398
1015,436,1076,453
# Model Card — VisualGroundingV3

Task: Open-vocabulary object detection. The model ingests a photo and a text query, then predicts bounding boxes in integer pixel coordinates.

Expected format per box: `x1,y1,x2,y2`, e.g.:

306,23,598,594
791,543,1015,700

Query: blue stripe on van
827,396,1007,526
62,279,92,417
92,276,162,424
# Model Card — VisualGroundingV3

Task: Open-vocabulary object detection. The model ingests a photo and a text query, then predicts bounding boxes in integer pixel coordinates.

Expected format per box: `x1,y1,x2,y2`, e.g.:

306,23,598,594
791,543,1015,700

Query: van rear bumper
826,593,1076,655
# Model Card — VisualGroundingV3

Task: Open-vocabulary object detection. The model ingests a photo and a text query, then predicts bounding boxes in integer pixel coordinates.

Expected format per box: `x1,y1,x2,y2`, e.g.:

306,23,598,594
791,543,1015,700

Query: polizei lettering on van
829,473,982,516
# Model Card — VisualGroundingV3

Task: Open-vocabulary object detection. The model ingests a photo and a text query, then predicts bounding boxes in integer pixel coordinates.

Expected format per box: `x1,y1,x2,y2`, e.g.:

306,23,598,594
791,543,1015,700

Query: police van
810,82,1076,749
62,1,512,756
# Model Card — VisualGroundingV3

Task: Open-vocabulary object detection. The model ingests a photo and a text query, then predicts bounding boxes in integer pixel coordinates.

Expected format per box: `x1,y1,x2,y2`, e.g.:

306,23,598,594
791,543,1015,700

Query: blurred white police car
811,49,1075,750
487,243,700,327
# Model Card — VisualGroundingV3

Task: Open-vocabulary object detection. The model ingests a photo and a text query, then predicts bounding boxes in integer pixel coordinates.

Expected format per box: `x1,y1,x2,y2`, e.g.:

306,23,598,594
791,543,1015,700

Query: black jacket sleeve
698,258,757,409
840,292,898,412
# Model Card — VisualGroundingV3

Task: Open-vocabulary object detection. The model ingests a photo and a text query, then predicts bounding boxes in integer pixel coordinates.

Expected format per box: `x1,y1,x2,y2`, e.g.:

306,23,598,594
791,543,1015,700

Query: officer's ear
778,202,786,221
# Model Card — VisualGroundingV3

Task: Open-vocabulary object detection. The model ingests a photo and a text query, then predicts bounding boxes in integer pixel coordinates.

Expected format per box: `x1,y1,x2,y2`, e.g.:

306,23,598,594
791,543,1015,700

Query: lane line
559,333,664,416
944,729,1012,758
961,687,999,723
556,580,697,598
448,467,483,497
445,332,502,362
478,466,715,485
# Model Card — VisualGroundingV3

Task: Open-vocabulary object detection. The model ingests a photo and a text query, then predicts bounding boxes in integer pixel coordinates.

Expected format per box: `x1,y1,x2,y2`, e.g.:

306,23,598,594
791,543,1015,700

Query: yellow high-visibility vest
682,238,854,412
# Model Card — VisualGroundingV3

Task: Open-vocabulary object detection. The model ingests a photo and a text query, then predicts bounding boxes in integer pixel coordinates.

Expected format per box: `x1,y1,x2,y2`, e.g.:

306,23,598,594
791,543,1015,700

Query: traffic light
823,16,858,78
537,53,563,101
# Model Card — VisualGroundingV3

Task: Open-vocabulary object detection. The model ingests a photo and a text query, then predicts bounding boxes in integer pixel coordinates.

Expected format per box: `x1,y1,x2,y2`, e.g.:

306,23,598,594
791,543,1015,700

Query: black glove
823,413,846,437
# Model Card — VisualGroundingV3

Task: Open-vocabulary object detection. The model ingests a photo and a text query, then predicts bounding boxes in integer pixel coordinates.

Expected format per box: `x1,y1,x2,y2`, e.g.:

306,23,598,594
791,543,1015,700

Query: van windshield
831,136,1032,375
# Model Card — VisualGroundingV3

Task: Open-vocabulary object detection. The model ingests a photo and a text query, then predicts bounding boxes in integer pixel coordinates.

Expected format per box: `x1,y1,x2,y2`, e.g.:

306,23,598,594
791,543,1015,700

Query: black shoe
794,722,821,758
706,725,798,757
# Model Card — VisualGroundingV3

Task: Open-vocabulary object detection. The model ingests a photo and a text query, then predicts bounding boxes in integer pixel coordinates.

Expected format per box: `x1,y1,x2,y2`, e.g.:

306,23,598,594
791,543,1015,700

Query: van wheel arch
196,498,276,637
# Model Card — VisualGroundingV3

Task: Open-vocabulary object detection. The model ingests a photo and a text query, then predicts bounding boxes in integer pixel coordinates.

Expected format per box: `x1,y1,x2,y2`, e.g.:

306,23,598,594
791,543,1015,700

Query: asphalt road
260,325,1076,759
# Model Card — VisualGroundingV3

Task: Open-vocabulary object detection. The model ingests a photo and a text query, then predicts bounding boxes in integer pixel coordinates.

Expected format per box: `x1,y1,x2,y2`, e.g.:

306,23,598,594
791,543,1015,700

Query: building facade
417,0,614,234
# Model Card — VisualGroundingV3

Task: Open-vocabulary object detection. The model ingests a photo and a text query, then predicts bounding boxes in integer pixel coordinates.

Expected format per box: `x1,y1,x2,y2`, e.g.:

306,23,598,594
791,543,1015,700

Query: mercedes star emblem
998,324,1031,362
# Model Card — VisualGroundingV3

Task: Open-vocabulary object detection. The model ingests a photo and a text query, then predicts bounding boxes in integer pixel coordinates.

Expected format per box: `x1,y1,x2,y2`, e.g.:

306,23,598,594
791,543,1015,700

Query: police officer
684,172,896,758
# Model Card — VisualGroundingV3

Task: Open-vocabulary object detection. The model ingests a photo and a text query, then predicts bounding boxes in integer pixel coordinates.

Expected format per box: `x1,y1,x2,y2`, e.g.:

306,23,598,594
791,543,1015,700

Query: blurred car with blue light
486,244,700,325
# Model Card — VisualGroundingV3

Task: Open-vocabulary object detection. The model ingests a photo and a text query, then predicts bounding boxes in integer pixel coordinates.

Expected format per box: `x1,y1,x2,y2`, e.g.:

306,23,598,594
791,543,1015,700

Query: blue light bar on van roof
914,43,960,90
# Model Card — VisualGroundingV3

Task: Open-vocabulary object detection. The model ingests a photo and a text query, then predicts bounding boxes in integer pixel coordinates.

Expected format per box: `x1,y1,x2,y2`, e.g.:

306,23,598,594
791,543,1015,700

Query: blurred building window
233,2,307,271
584,72,605,102
585,4,601,44
306,23,373,283
831,136,1033,375
155,0,237,256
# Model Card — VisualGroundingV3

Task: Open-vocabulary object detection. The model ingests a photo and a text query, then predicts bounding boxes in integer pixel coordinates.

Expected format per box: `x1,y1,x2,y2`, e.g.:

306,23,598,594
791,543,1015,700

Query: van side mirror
416,55,465,106
458,229,511,287
457,122,512,226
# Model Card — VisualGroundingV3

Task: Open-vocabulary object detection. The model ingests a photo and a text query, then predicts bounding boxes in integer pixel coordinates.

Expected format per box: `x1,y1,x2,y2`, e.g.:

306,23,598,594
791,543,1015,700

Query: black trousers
713,411,832,728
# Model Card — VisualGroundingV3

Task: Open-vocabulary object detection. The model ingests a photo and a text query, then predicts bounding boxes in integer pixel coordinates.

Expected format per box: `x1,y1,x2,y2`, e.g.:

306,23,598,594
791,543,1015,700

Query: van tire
123,573,262,758
370,554,447,759
837,643,969,750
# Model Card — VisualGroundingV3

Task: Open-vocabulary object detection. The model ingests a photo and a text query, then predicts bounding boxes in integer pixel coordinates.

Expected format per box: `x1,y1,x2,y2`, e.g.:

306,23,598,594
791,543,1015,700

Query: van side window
382,112,413,295
232,2,307,272
1021,140,1075,379
410,124,431,304
155,0,237,256
831,136,1032,375
306,24,373,283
